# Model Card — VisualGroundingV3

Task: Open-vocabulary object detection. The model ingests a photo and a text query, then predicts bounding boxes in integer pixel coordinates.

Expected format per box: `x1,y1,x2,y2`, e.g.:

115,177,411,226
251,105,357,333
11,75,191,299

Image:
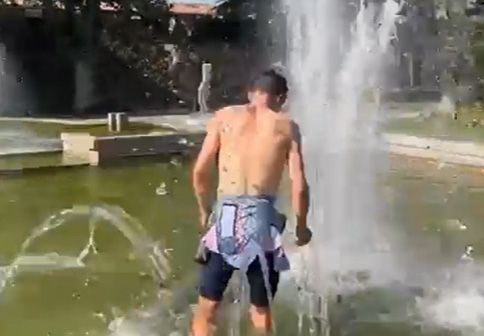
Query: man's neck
250,105,272,115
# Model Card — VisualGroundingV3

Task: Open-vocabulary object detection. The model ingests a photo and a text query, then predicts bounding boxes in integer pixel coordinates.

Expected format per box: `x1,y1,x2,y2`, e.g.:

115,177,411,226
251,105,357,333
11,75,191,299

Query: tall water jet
284,0,403,295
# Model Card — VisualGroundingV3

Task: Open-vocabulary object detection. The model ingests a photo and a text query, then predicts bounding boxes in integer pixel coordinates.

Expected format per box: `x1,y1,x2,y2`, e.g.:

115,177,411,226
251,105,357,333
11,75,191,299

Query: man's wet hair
250,69,288,97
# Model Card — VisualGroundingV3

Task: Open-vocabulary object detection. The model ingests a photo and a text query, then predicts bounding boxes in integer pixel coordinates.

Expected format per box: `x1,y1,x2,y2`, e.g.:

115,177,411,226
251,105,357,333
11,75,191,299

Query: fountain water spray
0,204,181,334
279,1,406,334
285,0,403,295
0,205,170,295
282,0,484,334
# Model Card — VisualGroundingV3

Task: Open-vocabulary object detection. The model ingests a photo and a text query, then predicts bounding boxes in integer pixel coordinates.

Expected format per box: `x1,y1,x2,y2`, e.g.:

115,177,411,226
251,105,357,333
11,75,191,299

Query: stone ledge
61,132,96,153
62,132,202,166
384,133,484,168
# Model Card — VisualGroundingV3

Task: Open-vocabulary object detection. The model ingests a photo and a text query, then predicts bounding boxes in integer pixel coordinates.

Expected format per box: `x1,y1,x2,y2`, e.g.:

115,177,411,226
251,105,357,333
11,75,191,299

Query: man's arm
288,121,309,231
192,111,221,228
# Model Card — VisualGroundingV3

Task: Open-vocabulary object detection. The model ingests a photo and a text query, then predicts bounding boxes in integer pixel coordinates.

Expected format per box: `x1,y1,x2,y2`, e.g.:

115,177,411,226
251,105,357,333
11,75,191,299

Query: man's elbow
291,180,309,217
192,165,201,178
193,162,212,187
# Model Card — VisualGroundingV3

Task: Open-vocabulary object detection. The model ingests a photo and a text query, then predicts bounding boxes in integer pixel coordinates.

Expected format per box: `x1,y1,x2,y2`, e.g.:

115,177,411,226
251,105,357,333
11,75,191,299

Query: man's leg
192,296,219,336
248,305,273,335
192,252,233,336
246,253,280,334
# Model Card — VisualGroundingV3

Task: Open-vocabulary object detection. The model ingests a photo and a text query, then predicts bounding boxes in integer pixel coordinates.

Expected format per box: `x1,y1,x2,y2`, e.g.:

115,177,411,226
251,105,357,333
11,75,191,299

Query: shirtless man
191,69,311,336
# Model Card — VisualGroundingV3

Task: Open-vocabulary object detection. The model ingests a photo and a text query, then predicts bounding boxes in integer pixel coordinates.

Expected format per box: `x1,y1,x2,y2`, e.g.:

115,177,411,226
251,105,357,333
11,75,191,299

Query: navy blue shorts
198,251,280,308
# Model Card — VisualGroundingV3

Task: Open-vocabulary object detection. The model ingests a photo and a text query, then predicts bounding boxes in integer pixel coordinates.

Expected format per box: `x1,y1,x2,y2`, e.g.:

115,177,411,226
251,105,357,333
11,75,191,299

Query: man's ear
277,94,287,108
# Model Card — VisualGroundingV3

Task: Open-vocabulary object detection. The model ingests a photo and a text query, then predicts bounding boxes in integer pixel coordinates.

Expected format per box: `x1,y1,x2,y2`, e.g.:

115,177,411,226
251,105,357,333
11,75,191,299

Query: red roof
169,3,216,15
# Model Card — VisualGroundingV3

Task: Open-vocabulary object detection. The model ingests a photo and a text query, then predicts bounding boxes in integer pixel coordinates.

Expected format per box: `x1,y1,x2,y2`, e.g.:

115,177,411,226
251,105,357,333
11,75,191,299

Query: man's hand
295,225,312,246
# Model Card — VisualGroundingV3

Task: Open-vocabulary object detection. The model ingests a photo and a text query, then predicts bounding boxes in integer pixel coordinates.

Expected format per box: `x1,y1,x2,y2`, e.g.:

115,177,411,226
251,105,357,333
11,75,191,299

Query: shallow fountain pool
0,156,483,335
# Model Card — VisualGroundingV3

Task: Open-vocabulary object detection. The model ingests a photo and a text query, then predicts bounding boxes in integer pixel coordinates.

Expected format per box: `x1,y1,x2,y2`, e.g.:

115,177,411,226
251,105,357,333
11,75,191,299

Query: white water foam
418,288,484,331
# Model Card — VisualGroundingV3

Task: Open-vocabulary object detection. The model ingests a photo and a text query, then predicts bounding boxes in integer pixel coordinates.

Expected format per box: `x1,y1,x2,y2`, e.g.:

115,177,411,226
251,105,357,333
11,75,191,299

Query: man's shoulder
276,111,293,122
207,105,246,131
275,112,298,130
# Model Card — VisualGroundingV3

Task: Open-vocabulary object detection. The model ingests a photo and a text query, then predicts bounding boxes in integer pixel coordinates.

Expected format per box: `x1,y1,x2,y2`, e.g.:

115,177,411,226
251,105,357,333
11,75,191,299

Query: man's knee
195,296,219,322
192,297,220,336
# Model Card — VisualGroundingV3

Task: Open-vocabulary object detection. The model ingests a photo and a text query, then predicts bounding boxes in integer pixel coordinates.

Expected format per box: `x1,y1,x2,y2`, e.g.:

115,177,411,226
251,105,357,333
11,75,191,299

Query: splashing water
418,288,484,331
0,205,170,295
107,287,192,336
282,1,484,334
0,207,276,334
282,0,407,334
415,260,484,332
285,0,402,294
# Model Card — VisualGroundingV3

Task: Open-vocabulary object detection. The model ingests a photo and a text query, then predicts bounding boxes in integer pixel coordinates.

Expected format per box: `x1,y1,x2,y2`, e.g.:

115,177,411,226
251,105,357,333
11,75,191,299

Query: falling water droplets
177,137,188,145
445,219,467,231
84,278,90,287
156,182,168,196
460,245,474,263
77,217,99,263
170,157,181,167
